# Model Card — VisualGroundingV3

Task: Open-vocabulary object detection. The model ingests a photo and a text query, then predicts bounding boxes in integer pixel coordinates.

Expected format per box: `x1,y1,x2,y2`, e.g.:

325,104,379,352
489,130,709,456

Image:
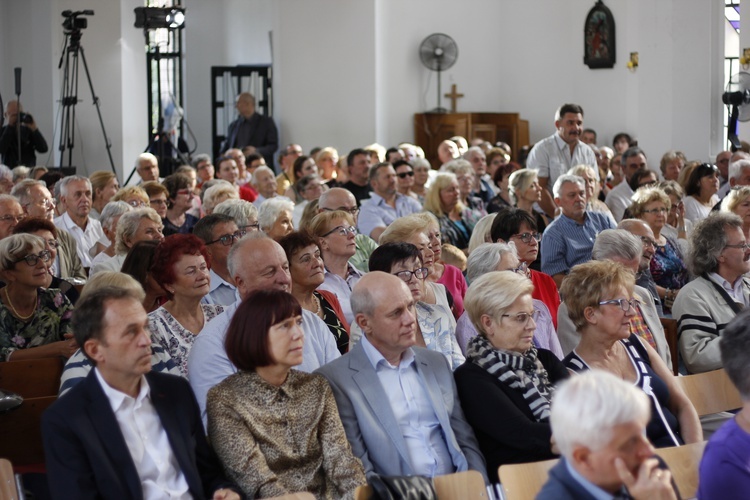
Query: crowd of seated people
2,101,749,498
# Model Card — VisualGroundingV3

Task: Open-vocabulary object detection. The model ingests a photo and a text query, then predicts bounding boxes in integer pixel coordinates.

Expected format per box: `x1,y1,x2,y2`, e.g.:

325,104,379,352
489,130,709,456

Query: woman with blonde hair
111,185,149,208
424,172,481,252
202,181,238,215
508,169,550,231
315,147,340,182
721,185,750,240
89,171,119,219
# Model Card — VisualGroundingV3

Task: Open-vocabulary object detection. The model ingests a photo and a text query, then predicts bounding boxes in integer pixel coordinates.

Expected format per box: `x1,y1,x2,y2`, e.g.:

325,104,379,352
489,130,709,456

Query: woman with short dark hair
162,173,199,236
683,163,721,223
121,240,166,313
206,289,366,498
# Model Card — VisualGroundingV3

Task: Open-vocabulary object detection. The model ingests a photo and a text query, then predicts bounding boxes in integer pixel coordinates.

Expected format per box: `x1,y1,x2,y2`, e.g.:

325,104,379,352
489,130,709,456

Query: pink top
437,264,468,320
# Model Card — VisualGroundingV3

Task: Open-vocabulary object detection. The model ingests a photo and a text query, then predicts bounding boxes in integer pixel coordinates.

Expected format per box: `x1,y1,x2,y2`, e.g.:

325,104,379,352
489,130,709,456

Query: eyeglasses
207,229,247,246
176,189,193,196
639,236,656,248
45,239,60,249
393,267,429,283
242,222,260,232
512,232,541,244
321,207,359,216
31,198,56,208
725,241,750,251
127,200,148,208
598,298,638,312
0,214,26,224
397,171,414,179
501,310,539,325
513,262,529,276
15,250,51,267
642,207,668,215
322,225,357,237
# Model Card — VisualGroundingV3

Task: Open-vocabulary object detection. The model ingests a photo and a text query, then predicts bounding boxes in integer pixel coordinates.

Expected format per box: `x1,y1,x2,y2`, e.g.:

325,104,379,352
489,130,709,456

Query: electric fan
419,33,458,113
723,72,750,150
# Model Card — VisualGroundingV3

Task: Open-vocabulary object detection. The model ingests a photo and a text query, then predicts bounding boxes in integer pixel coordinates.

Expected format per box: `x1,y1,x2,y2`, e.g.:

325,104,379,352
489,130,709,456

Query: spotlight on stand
134,7,186,31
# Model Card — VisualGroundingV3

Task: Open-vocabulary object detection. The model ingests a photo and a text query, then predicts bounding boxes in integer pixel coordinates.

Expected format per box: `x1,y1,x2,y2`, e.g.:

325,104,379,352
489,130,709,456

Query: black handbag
368,474,436,500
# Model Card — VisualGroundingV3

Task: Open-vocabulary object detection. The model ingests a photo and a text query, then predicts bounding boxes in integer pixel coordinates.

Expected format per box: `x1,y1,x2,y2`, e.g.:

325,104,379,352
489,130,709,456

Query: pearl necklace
5,287,36,320
313,294,322,317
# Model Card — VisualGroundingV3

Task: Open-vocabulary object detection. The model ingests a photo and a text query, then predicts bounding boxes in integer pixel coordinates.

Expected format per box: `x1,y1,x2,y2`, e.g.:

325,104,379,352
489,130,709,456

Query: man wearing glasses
0,194,26,240
193,214,245,306
318,187,378,273
11,179,86,282
674,212,750,374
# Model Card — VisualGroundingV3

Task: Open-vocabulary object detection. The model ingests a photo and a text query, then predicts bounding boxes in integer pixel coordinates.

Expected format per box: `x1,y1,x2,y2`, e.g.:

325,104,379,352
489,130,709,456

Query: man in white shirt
526,103,597,216
54,176,104,269
42,286,241,499
136,152,163,184
605,146,648,221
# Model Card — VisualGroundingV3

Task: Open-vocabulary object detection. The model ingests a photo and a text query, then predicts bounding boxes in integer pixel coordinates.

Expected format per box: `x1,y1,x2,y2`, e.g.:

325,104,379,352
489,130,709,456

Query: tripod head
61,10,93,42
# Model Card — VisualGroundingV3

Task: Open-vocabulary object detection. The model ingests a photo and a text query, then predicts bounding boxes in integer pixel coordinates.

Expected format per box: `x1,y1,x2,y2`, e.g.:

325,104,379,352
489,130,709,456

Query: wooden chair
0,458,20,500
674,368,742,416
354,470,488,499
0,357,64,466
657,441,707,499
267,493,315,500
498,458,558,500
659,317,679,375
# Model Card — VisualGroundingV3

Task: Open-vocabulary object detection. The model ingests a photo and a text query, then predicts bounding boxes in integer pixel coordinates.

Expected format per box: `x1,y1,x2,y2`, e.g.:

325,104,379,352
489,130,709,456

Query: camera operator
0,100,49,168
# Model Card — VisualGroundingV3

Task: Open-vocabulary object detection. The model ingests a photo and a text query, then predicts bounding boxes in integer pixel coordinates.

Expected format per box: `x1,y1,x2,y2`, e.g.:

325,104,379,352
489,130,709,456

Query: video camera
62,10,94,33
18,113,33,125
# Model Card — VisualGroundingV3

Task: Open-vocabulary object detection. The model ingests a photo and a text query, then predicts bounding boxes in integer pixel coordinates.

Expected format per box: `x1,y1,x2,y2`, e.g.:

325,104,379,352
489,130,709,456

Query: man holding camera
0,100,48,168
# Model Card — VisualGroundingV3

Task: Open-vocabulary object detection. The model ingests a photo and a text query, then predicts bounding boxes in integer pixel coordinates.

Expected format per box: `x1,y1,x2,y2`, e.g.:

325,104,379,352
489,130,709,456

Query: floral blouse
0,287,74,361
650,236,689,291
148,303,224,377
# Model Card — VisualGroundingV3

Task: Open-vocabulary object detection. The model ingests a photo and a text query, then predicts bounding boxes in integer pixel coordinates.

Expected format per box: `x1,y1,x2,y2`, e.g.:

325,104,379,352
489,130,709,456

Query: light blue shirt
187,302,340,424
564,458,615,500
201,269,240,306
357,192,423,238
541,211,615,277
360,334,455,478
318,264,364,325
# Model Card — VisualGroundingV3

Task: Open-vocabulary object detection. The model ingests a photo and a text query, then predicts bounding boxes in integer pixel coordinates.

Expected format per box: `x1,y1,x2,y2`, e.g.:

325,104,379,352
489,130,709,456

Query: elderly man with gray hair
556,229,671,366
541,174,616,287
537,370,678,500
673,212,750,374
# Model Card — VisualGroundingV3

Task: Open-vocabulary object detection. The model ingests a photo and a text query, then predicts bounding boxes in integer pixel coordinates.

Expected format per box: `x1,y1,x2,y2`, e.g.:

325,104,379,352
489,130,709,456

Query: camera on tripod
61,10,94,33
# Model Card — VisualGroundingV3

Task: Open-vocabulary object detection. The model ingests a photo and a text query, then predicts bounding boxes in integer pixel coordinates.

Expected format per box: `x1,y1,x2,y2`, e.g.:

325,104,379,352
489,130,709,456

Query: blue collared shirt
201,269,240,306
564,458,616,500
360,334,455,478
541,211,616,277
357,192,423,238
318,264,364,324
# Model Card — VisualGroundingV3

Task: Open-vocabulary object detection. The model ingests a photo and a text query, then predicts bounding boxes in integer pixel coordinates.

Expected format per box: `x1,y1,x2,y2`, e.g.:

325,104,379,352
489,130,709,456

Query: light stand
56,10,116,176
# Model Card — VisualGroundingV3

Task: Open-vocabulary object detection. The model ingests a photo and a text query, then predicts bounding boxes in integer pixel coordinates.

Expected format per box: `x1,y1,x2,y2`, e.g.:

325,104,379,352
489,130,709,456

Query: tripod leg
78,47,117,178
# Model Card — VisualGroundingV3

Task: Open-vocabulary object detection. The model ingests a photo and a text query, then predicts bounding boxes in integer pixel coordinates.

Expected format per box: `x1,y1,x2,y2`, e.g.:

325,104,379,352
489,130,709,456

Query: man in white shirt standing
42,286,241,499
54,176,104,269
526,103,597,217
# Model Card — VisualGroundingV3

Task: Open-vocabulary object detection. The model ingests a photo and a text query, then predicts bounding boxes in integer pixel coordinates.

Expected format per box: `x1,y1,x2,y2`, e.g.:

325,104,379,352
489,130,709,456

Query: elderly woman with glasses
162,173,199,237
0,234,77,361
683,163,721,223
630,186,689,311
350,242,464,370
310,210,363,325
454,269,569,482
560,259,701,447
456,242,561,357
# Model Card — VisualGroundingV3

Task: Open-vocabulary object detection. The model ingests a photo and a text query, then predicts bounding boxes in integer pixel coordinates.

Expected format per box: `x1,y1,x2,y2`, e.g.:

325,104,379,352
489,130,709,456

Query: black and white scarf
466,335,555,422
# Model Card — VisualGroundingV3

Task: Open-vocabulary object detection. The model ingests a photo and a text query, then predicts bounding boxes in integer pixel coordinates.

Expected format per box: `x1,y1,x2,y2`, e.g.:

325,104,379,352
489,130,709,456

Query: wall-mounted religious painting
584,1,616,69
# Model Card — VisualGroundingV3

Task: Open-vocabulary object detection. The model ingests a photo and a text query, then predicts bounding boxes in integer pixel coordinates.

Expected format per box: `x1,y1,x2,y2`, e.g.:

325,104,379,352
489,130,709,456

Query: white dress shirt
94,369,191,500
526,133,598,187
54,212,104,268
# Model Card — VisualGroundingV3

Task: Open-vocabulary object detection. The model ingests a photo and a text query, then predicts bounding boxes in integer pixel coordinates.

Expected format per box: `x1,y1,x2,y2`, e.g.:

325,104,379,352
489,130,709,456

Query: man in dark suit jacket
315,272,488,483
42,286,241,500
221,92,278,168
537,370,679,500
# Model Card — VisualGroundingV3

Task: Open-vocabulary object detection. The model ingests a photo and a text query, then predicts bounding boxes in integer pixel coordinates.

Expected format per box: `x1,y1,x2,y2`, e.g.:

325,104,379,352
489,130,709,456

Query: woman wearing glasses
0,233,77,361
631,186,689,312
364,242,464,370
310,210,363,325
560,260,701,448
454,269,568,482
148,234,223,376
162,173,199,237
393,160,419,201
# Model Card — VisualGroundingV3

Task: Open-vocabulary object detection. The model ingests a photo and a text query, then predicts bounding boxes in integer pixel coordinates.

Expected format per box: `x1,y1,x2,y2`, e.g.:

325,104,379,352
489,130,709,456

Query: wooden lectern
414,113,530,169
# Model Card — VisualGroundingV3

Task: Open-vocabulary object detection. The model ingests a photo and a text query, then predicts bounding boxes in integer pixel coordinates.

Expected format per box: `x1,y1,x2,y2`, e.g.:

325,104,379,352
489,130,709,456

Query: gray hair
0,165,12,182
191,153,212,168
227,231,270,279
0,233,46,272
466,242,517,284
551,370,650,458
193,213,235,244
11,179,46,206
115,208,162,255
440,159,473,176
689,212,744,276
135,152,157,170
258,197,295,232
99,201,132,232
592,229,642,262
58,175,92,198
462,146,484,161
202,182,238,215
552,174,585,198
12,166,29,183
214,199,258,227
0,193,22,210
252,165,275,185
729,159,750,181
622,146,646,165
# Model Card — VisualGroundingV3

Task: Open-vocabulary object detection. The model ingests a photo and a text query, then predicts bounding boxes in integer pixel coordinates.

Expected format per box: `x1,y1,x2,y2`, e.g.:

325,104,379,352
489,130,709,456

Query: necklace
313,293,322,317
4,287,36,320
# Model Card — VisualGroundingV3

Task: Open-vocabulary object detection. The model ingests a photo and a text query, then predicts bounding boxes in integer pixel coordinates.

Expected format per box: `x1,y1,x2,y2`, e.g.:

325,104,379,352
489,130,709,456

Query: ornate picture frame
584,1,616,69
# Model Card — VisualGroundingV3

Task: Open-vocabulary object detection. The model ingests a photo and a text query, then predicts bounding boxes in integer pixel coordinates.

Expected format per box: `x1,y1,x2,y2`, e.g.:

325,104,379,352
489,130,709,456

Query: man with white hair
463,146,494,203
251,165,279,208
54,176,104,268
187,233,339,421
714,156,750,210
537,370,677,499
541,174,615,287
135,152,162,184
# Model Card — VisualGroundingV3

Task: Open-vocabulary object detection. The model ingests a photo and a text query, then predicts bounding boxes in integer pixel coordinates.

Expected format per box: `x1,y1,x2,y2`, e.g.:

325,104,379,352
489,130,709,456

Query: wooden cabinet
414,112,530,169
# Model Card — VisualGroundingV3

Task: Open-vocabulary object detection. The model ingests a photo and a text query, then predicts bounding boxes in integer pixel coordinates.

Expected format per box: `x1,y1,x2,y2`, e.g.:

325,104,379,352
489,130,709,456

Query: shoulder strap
703,274,744,315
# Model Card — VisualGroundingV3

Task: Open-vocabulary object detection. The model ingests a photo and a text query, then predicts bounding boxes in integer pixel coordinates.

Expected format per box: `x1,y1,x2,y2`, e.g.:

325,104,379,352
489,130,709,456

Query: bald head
228,233,291,298
318,188,358,220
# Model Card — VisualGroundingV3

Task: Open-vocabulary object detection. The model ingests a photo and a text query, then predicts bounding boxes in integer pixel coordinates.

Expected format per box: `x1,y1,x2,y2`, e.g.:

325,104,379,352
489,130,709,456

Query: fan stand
430,60,447,114
728,105,742,151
